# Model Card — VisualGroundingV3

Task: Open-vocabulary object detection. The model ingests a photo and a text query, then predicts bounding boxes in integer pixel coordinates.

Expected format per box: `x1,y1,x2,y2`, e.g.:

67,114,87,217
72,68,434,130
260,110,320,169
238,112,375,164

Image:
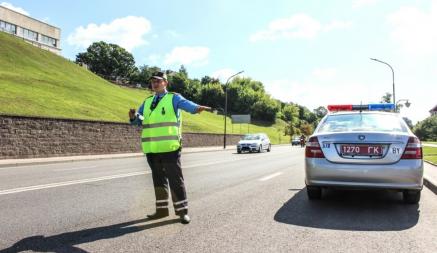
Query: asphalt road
0,146,436,253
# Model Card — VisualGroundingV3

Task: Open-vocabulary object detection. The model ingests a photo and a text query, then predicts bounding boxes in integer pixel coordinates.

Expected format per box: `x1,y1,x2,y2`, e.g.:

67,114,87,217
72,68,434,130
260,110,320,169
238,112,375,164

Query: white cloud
164,46,209,66
312,68,337,80
250,14,321,42
0,2,29,15
250,14,351,42
67,16,151,52
262,77,431,123
352,0,379,9
387,4,437,56
147,54,161,65
165,30,181,38
263,79,385,110
323,20,353,32
211,68,246,83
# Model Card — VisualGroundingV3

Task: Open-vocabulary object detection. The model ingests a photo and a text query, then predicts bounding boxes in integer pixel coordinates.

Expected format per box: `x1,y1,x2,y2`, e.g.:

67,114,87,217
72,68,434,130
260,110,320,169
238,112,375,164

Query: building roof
430,104,437,113
0,5,60,30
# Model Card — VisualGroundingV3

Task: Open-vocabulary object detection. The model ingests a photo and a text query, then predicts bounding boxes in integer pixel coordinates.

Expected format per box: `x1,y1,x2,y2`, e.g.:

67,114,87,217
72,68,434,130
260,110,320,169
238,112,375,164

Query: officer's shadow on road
0,218,180,253
274,188,420,231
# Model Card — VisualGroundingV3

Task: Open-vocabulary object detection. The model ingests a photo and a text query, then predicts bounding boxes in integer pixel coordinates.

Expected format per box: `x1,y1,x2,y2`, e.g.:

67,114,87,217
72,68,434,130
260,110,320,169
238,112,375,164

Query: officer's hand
129,109,136,120
197,106,212,113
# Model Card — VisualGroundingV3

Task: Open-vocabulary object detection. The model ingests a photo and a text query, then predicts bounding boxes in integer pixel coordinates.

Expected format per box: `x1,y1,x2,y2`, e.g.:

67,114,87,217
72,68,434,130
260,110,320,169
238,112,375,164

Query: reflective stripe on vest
141,93,181,153
141,136,180,142
142,122,180,129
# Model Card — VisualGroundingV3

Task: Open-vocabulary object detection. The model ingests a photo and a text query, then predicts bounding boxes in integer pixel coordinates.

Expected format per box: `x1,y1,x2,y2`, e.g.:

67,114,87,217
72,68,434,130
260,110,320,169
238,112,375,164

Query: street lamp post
224,71,244,149
370,58,396,111
396,99,411,112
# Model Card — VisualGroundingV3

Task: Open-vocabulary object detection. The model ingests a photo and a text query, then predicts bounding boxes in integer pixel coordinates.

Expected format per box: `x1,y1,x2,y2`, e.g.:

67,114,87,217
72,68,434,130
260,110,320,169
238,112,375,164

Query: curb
424,160,437,194
0,144,292,168
424,160,437,166
424,177,437,195
0,153,144,168
0,148,234,168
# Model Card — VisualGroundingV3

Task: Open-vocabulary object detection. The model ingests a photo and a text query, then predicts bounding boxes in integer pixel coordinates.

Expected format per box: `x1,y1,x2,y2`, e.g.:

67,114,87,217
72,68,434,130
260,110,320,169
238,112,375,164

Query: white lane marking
258,172,283,182
0,171,150,195
182,149,294,169
0,158,257,195
184,156,256,169
53,166,98,172
0,147,295,170
0,149,295,195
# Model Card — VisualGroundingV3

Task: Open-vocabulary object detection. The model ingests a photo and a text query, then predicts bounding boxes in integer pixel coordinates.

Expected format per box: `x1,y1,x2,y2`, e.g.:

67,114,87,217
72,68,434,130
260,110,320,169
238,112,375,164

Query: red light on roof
327,105,353,111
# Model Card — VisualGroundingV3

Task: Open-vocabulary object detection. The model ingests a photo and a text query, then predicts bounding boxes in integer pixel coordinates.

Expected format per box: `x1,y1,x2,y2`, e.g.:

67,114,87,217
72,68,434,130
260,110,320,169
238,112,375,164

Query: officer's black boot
147,209,169,219
179,214,191,224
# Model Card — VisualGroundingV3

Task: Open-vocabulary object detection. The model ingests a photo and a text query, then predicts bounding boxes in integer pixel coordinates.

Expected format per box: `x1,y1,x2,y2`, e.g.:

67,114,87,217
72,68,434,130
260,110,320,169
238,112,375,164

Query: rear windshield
318,113,408,133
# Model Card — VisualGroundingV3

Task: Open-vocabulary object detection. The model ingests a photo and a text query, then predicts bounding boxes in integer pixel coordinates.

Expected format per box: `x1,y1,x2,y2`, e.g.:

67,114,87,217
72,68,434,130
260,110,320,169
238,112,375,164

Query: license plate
341,145,383,155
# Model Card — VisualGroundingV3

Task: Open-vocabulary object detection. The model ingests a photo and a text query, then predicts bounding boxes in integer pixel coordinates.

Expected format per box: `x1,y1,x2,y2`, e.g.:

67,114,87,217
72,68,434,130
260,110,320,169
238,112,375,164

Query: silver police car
305,104,423,204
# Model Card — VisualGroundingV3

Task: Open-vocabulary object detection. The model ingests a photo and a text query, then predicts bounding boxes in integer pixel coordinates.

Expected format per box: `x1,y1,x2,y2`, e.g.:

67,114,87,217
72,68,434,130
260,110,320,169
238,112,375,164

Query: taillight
305,136,325,158
401,137,423,159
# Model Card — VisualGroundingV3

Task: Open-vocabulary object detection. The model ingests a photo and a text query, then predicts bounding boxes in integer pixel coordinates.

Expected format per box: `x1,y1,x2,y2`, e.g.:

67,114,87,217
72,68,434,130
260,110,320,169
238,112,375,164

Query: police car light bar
327,103,395,111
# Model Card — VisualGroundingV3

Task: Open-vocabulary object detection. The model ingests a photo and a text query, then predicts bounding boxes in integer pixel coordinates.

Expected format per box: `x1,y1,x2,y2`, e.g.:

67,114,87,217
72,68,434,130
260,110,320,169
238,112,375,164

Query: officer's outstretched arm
196,106,212,113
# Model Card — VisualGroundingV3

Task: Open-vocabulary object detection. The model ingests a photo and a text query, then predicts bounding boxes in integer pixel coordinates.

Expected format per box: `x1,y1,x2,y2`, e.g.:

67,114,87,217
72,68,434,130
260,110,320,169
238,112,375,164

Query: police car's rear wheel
403,190,421,204
237,150,242,154
307,186,322,200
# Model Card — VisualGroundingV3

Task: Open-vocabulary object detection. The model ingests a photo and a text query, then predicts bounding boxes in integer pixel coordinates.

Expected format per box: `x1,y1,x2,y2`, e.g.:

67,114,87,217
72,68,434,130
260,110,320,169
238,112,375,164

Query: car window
242,134,260,140
318,113,408,133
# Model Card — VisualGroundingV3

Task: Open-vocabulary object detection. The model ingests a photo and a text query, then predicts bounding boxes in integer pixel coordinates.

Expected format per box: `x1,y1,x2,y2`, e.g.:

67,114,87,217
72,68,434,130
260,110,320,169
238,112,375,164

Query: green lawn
0,32,147,122
423,141,437,145
0,32,289,144
423,146,437,164
182,111,289,144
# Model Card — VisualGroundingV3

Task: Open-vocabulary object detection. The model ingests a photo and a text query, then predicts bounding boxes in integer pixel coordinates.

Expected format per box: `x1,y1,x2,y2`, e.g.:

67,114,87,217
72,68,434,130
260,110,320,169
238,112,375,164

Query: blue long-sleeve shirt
130,91,199,125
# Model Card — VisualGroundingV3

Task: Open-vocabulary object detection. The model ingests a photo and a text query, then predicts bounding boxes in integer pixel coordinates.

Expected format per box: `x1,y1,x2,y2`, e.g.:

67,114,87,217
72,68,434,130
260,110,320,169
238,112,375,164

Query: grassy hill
0,32,288,144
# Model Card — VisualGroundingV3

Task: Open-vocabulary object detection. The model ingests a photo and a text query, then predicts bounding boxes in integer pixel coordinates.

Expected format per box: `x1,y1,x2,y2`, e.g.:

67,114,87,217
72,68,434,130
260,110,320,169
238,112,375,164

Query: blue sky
2,0,436,123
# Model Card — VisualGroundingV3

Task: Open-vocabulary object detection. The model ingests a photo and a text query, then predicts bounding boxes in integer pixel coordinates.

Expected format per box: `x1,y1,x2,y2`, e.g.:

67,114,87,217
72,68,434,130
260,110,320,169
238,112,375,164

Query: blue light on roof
368,103,395,110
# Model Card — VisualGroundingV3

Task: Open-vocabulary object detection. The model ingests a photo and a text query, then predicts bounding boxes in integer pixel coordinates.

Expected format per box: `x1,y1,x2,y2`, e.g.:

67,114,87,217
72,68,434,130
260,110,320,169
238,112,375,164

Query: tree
167,72,189,95
200,76,220,85
414,116,437,141
300,121,314,136
314,106,328,118
130,65,161,87
282,104,300,123
76,41,136,81
298,106,317,124
251,96,280,122
285,122,300,137
380,92,392,103
199,83,224,109
184,79,201,102
179,65,188,78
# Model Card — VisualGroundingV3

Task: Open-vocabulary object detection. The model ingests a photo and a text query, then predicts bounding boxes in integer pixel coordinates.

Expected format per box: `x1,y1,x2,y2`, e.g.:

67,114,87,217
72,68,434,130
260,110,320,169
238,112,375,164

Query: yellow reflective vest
141,93,181,153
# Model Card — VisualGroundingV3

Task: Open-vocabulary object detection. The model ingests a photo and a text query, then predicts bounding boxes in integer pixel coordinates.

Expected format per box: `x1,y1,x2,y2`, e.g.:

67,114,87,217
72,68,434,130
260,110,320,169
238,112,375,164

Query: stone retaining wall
0,115,242,159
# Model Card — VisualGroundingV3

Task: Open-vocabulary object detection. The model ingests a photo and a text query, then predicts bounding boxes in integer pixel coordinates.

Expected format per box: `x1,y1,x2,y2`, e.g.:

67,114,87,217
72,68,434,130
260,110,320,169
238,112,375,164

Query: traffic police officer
129,71,210,224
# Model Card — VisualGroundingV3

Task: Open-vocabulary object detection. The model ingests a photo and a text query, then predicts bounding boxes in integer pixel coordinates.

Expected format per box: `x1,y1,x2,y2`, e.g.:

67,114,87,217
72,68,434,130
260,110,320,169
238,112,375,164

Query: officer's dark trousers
146,150,188,215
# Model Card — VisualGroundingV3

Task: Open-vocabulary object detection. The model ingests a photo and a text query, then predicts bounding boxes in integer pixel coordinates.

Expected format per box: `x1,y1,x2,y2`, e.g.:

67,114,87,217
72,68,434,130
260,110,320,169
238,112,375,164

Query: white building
0,5,61,55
